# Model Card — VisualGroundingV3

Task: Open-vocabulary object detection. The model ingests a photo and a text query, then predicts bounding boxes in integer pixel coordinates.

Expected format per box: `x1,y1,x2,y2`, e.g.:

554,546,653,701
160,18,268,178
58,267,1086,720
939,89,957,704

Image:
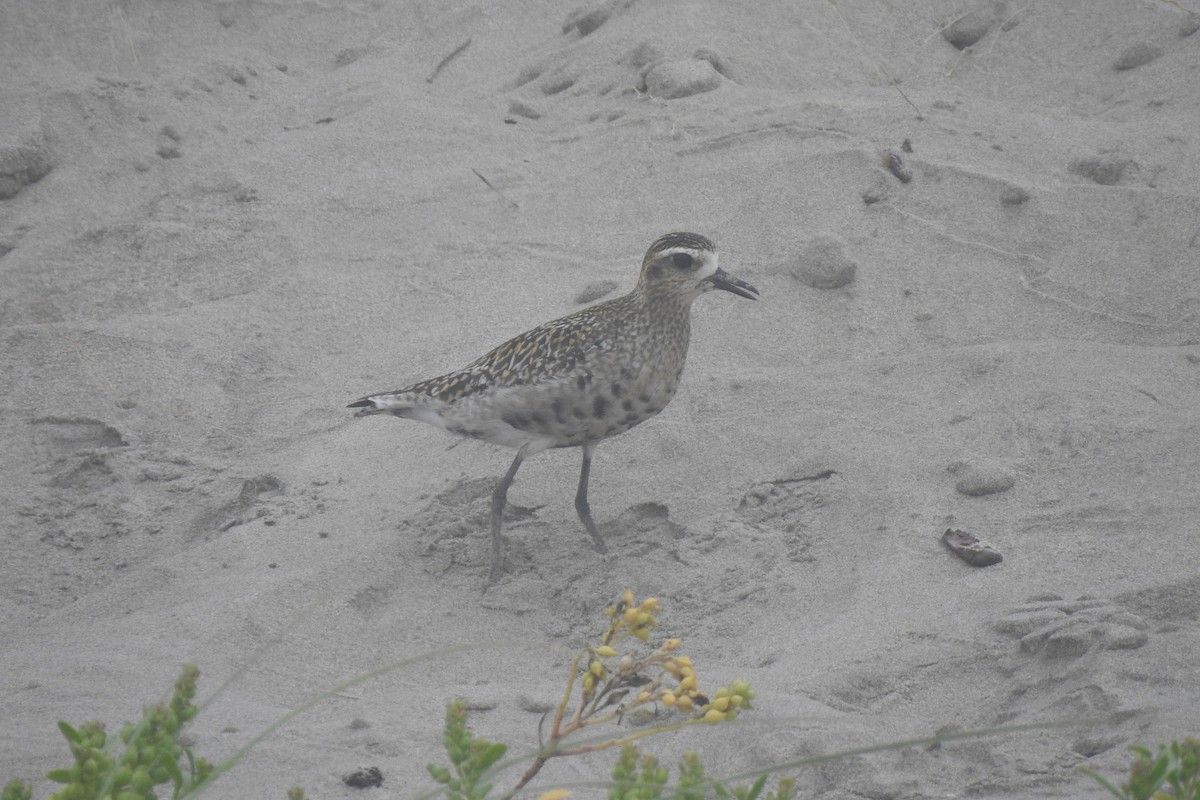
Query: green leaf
1145,755,1172,794
1,780,34,800
57,722,82,744
46,769,74,784
161,752,184,790
771,776,797,800
745,773,768,800
478,743,507,771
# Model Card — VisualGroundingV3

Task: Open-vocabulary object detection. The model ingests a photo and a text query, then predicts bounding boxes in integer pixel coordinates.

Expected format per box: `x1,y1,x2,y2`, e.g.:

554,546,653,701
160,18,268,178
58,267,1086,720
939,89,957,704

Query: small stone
792,235,857,289
642,59,722,100
942,7,995,50
1113,42,1162,71
999,184,1030,205
1068,157,1136,186
343,766,383,789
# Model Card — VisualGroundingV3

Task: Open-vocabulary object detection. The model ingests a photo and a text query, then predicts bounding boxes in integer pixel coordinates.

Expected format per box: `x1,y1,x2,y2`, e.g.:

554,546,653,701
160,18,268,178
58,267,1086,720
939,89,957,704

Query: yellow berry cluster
602,589,659,643
583,590,754,728
657,654,699,713
699,679,755,723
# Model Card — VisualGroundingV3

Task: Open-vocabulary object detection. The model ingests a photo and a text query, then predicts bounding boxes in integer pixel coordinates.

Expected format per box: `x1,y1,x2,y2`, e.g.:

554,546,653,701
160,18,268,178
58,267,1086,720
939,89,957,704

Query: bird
348,232,758,582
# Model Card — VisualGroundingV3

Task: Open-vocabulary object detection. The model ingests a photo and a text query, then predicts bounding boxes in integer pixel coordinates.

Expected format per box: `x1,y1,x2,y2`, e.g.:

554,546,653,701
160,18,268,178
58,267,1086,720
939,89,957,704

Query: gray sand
2,1,1199,797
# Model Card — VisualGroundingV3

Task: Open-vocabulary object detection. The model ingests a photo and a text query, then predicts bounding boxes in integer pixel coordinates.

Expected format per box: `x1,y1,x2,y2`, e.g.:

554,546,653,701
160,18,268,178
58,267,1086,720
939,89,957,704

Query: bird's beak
705,267,759,300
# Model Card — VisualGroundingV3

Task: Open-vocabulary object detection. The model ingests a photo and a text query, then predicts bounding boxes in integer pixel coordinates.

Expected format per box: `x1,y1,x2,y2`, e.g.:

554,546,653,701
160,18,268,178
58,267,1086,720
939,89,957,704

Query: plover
349,232,758,582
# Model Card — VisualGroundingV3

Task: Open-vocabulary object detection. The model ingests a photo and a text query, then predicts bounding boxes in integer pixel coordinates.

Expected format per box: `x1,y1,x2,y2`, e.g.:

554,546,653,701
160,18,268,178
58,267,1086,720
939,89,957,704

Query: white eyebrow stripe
653,246,716,257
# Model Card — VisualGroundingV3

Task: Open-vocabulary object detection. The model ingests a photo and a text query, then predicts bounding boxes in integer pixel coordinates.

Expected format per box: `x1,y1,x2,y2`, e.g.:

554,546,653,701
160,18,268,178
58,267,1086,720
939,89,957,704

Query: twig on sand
427,37,472,83
472,168,519,209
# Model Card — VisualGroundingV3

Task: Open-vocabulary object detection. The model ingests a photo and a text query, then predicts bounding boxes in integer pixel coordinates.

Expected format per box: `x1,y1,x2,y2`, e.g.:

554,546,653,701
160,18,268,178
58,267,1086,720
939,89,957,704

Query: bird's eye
671,252,694,269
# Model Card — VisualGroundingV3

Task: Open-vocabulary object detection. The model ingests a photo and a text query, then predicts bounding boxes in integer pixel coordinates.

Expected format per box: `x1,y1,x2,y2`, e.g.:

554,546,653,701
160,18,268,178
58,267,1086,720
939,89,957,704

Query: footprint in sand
993,593,1150,659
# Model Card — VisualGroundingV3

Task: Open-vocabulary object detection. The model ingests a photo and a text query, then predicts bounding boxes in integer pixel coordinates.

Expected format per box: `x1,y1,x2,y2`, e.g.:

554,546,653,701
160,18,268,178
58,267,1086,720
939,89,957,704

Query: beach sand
2,1,1199,797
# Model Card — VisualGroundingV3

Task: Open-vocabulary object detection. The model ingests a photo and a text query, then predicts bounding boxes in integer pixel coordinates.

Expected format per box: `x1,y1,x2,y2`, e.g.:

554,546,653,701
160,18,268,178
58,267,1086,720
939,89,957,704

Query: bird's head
637,232,759,303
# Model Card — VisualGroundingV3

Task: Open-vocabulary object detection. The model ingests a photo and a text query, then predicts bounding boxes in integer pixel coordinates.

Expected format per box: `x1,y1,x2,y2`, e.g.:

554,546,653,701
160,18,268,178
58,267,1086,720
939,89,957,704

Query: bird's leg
575,443,607,553
490,448,526,583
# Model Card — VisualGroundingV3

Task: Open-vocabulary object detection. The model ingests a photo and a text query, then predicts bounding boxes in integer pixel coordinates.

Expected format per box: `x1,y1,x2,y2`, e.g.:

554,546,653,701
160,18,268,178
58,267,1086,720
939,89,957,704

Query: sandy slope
2,1,1199,798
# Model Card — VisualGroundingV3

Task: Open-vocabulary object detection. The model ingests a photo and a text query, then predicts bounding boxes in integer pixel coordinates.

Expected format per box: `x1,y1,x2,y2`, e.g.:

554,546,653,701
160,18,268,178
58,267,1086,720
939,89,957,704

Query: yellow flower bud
589,660,604,678
663,638,682,651
678,675,697,693
710,697,730,712
582,674,594,693
618,655,634,673
642,597,659,612
676,695,694,711
675,656,693,669
623,607,639,623
595,645,617,658
661,692,677,707
729,695,744,707
703,709,726,723
637,690,652,703
538,791,571,800
636,611,651,625
622,588,634,605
